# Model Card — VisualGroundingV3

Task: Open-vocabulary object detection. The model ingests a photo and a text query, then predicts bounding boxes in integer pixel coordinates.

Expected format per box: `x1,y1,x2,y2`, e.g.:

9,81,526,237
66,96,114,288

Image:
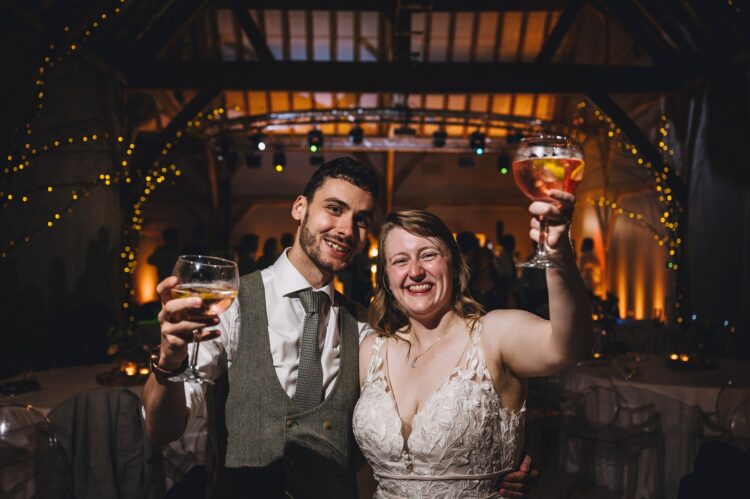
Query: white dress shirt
184,249,371,418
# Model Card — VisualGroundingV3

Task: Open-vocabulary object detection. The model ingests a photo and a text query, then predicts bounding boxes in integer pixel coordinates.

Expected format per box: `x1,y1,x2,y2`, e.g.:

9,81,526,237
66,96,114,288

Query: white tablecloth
562,356,750,499
1,364,208,496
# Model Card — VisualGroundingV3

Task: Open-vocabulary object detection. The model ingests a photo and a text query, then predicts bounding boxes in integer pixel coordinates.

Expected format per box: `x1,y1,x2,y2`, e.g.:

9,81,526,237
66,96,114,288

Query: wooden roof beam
233,6,275,61
125,0,211,61
124,61,691,94
216,1,566,12
593,0,679,67
535,0,584,63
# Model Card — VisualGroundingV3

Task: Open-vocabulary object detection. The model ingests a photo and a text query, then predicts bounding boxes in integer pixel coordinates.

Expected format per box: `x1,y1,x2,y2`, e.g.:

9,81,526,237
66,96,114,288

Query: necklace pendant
410,359,417,368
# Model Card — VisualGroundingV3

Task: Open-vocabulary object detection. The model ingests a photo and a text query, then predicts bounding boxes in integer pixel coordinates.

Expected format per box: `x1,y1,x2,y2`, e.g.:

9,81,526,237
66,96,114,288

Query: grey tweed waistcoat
215,271,360,498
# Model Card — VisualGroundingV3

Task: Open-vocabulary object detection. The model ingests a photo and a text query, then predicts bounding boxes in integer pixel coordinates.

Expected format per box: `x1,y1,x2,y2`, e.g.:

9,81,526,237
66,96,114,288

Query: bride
353,192,592,498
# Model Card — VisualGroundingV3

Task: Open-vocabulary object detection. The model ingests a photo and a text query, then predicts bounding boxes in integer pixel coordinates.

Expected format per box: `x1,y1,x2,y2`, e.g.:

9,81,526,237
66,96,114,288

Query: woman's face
383,227,454,322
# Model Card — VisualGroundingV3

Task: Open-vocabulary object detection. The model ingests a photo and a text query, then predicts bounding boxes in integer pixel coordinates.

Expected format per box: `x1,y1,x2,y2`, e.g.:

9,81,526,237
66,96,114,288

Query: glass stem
537,217,549,259
190,329,202,369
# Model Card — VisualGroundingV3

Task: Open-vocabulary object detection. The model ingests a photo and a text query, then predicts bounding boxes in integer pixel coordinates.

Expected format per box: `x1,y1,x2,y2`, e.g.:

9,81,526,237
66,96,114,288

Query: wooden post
386,149,395,213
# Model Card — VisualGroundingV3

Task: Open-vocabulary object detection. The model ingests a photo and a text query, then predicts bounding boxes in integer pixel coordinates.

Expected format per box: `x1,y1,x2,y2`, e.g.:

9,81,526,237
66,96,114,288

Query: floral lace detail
353,323,525,499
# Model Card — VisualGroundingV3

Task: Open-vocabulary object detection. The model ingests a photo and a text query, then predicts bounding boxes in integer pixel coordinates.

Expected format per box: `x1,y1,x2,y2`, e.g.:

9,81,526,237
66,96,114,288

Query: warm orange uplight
138,367,150,376
669,353,679,361
122,362,137,376
679,354,689,362
135,230,160,304
333,275,344,295
592,353,602,359
634,267,645,319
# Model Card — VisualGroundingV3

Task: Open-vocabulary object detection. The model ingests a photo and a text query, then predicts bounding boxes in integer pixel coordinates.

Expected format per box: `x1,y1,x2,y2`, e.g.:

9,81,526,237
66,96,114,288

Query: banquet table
561,355,750,499
0,364,208,497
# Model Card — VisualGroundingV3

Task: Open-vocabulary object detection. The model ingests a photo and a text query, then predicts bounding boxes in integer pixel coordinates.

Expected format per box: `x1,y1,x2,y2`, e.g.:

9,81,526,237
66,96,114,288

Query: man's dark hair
303,156,380,201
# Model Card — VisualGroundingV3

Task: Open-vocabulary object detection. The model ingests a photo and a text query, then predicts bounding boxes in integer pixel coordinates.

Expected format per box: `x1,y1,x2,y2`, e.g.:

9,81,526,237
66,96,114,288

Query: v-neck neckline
382,333,472,449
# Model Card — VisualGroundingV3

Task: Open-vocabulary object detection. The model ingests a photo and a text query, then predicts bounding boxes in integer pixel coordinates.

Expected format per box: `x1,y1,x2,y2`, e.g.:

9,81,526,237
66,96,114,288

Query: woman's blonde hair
368,210,483,339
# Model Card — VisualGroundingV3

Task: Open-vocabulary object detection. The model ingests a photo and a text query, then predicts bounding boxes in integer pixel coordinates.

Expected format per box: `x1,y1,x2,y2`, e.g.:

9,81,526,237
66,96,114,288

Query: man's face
292,178,376,274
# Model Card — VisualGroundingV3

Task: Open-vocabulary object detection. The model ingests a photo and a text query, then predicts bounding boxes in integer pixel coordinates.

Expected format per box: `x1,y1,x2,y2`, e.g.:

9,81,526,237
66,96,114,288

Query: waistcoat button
323,420,332,430
286,417,294,428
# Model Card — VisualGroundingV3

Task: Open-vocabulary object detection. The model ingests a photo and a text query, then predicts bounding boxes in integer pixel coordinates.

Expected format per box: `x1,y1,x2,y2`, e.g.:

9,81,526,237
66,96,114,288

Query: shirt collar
271,248,335,303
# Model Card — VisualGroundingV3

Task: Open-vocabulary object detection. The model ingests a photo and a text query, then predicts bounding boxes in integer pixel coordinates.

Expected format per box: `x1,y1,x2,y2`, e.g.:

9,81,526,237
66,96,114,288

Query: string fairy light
574,101,683,271
575,100,689,324
586,197,676,254
118,107,224,320
3,0,130,180
0,178,107,258
1,2,132,256
1,135,133,253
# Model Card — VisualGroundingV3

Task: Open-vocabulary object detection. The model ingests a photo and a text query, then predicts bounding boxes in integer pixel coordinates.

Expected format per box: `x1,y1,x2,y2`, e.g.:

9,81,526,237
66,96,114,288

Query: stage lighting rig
469,131,486,155
308,129,324,152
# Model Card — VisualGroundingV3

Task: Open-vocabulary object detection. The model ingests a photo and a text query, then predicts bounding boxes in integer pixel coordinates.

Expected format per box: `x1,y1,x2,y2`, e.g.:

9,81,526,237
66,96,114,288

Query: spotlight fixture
497,154,511,175
432,130,447,148
394,125,417,136
349,125,364,145
307,129,324,152
469,131,486,155
273,151,286,172
249,132,267,151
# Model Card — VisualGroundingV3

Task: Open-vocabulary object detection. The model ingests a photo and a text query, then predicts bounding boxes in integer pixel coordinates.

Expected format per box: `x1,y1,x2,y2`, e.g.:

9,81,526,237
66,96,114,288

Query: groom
143,157,537,498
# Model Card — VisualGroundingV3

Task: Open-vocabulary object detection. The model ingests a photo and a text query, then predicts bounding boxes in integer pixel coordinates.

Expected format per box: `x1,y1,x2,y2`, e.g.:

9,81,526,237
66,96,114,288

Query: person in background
495,220,505,248
350,239,375,307
518,242,549,318
236,233,260,276
471,247,507,311
456,231,480,266
182,225,212,256
148,227,181,282
280,232,294,251
257,237,279,270
495,234,519,308
578,237,603,298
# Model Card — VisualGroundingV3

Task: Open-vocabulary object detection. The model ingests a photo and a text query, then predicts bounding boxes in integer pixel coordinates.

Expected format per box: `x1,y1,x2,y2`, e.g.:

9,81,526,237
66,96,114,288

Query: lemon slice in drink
570,161,585,181
541,160,567,181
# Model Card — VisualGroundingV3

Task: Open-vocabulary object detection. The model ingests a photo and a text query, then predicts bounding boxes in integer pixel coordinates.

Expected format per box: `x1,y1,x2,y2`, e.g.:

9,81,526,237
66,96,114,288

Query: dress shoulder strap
363,335,387,385
471,318,484,343
460,318,492,382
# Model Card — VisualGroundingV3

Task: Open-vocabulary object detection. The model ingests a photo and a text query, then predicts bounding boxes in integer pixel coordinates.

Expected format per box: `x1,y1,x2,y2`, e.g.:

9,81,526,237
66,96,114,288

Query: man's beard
299,213,355,274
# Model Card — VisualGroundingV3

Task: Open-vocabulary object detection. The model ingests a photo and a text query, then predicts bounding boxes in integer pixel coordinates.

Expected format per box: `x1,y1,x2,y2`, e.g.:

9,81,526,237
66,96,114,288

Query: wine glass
169,255,239,384
512,134,584,269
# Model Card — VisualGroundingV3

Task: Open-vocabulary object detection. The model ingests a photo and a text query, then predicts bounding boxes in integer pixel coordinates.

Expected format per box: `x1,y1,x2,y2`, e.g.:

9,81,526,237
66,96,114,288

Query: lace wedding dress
353,322,525,499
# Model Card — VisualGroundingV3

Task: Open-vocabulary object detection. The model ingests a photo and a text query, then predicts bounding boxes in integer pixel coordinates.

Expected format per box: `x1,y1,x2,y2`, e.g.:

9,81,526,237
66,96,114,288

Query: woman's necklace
409,321,454,368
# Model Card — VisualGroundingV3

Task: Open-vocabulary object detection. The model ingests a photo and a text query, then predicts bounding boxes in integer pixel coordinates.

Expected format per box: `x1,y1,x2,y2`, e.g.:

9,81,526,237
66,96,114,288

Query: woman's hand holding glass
527,189,576,264
512,134,583,269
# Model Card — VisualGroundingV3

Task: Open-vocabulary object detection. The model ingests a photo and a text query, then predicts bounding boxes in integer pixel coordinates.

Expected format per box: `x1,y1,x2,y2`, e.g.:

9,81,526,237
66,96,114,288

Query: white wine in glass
169,255,239,384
